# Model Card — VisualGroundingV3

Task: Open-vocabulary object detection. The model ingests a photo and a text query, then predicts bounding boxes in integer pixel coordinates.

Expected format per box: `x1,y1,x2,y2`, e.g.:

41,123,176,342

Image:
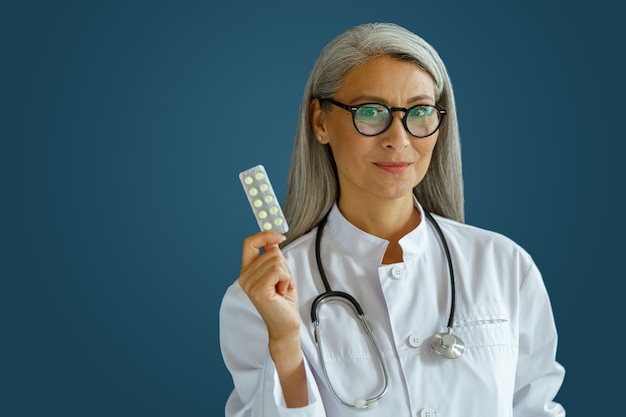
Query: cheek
415,134,438,156
327,126,371,166
412,136,439,181
327,115,353,140
330,139,364,170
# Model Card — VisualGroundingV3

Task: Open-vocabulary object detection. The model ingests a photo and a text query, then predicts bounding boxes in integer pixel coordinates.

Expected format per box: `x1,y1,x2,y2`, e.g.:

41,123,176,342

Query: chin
373,187,416,201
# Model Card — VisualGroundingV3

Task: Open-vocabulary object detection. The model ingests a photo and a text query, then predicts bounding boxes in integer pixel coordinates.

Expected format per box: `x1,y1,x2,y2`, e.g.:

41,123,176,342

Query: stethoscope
311,209,465,409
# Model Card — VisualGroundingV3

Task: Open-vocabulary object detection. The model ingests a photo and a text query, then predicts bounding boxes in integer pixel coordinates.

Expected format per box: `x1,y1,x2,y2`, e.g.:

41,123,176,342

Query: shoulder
282,227,318,259
432,214,534,266
433,214,523,247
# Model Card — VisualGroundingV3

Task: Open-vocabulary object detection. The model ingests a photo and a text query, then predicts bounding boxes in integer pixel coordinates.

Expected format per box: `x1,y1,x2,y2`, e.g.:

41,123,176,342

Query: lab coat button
390,266,404,279
419,408,436,417
408,334,423,348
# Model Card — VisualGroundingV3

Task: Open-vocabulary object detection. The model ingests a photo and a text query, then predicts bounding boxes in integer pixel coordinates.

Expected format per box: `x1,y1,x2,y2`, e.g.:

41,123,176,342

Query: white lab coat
220,201,566,416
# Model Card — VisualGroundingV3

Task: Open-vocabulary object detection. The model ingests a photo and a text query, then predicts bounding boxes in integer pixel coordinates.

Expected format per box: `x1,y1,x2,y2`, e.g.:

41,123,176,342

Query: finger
275,278,293,297
239,247,290,291
241,231,286,268
240,252,294,308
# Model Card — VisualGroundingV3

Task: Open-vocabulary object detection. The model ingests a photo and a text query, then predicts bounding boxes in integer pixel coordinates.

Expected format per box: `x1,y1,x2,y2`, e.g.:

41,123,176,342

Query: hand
238,231,308,407
238,231,301,341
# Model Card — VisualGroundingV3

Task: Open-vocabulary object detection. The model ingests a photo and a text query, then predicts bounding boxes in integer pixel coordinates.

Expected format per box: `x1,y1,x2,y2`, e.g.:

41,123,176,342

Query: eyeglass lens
354,104,441,137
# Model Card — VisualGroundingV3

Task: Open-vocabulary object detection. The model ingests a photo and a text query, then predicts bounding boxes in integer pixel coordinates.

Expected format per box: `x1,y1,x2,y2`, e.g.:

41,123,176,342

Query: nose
381,111,410,150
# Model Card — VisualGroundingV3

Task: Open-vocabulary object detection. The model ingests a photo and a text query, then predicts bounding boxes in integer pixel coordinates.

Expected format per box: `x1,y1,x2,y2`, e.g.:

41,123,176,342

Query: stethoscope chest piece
431,329,465,359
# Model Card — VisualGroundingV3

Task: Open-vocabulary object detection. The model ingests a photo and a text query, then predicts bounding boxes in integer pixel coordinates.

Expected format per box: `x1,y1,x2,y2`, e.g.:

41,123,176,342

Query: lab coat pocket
444,315,518,401
452,315,517,348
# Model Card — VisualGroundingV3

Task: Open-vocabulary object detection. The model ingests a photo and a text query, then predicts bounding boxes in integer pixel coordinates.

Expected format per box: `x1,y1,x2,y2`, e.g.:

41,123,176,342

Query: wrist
268,334,303,370
268,335,308,408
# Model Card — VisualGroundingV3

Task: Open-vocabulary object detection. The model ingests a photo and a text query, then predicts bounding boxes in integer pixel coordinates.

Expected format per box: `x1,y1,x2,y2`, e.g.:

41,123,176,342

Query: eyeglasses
319,98,447,138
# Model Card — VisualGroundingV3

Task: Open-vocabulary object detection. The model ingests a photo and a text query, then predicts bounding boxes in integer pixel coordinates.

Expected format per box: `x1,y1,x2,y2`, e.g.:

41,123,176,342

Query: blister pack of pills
239,164,289,234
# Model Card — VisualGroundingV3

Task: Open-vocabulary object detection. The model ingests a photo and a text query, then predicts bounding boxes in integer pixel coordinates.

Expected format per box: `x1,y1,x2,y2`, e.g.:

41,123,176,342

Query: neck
337,195,421,264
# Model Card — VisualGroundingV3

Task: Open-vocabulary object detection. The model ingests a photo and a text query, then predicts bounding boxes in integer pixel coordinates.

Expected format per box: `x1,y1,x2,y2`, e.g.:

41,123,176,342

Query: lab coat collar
324,196,428,264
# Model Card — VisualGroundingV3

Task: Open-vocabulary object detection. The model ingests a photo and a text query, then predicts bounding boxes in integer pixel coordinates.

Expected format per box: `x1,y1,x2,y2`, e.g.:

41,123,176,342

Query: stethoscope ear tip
354,399,378,409
354,399,367,408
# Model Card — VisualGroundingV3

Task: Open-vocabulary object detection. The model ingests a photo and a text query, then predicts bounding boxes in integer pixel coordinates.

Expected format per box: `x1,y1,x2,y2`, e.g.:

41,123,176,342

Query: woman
220,22,565,416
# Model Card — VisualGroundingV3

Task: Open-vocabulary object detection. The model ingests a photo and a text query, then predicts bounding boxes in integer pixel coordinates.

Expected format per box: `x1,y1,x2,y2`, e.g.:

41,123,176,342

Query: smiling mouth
375,162,411,173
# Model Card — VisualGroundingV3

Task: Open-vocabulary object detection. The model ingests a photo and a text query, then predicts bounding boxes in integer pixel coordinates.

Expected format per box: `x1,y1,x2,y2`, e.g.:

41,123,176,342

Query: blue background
2,0,624,415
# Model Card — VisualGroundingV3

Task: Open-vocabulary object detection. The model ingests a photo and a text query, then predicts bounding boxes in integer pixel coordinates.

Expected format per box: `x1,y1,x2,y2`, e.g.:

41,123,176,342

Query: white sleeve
219,283,326,417
513,261,566,416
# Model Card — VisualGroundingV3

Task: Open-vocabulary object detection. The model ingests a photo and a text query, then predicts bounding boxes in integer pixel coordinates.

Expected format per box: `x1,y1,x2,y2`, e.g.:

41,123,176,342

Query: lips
374,162,411,173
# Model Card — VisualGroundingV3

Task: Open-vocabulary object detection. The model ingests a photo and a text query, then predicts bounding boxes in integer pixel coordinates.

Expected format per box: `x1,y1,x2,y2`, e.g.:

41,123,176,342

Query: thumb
241,231,287,268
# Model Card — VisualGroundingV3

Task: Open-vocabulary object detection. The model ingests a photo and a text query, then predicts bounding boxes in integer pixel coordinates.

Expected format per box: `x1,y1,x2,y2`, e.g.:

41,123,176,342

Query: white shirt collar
323,196,428,264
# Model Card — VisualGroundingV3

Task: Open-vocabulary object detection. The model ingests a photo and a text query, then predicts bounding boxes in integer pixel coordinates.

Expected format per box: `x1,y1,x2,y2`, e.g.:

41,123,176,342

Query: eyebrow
349,94,436,105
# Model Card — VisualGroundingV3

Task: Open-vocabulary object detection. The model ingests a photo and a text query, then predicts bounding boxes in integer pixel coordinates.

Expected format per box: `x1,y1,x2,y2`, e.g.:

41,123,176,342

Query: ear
310,98,330,144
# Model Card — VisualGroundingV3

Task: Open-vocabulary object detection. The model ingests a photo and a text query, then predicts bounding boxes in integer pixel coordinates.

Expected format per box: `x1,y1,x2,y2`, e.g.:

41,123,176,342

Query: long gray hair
283,23,464,245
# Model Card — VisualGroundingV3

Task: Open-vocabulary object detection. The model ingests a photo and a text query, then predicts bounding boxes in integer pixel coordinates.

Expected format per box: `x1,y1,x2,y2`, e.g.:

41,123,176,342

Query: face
311,55,440,208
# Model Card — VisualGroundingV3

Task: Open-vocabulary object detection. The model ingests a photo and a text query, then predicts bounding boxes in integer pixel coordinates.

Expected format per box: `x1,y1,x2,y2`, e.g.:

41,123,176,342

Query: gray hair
283,22,464,245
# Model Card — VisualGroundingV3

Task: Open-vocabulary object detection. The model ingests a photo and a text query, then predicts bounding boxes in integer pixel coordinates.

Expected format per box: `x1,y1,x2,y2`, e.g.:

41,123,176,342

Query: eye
357,104,387,119
409,106,434,118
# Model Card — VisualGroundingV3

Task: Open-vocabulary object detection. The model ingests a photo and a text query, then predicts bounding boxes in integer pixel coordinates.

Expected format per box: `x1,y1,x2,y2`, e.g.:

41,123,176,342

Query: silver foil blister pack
239,165,289,234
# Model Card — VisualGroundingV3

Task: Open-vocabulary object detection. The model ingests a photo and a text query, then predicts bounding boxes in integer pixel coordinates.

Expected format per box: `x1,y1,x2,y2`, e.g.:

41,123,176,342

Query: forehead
338,55,436,101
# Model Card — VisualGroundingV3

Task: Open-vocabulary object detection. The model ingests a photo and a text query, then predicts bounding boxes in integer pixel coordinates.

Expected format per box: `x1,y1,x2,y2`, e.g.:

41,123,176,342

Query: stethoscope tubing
310,208,462,409
312,293,389,408
423,209,456,329
311,210,457,327
311,214,389,408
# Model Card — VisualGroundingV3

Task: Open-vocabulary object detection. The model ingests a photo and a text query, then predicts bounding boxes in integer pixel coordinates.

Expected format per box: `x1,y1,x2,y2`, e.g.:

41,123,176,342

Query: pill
239,164,289,234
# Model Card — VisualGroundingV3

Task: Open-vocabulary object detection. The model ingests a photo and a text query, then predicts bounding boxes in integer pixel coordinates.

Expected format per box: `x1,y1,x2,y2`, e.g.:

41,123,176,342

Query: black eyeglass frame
319,98,447,138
